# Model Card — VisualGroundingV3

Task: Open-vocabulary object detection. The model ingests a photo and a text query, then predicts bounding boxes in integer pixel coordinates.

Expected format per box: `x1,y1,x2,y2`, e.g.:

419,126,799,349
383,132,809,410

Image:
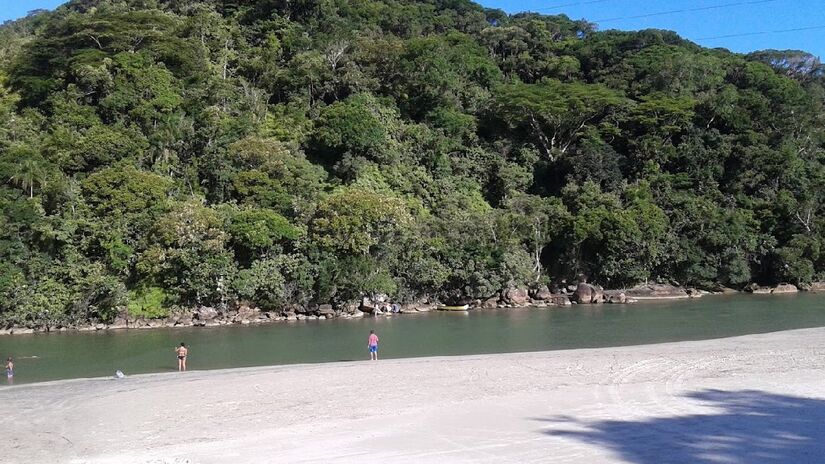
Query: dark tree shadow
542,390,825,463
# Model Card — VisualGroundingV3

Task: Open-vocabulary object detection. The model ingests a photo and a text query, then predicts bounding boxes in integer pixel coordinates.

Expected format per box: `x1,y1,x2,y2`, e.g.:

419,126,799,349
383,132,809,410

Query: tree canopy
0,0,823,324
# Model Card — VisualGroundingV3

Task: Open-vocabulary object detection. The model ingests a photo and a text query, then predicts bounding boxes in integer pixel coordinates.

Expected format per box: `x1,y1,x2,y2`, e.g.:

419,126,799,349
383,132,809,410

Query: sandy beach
3,328,825,464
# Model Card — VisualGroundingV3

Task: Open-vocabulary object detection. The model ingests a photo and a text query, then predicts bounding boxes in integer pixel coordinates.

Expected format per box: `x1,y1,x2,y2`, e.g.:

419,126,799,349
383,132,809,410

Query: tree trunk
529,113,554,161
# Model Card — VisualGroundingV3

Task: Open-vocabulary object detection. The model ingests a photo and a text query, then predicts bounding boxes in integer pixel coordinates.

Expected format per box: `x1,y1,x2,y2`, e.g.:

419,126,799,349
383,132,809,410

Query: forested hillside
0,0,823,324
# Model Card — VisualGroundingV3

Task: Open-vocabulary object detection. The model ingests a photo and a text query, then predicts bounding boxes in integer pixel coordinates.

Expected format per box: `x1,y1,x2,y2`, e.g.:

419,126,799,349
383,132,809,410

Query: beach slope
3,328,825,463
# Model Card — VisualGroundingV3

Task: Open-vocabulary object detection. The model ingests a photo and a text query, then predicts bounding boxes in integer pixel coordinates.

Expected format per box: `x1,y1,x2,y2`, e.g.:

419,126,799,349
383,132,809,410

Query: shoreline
4,284,819,336
0,324,821,390
3,327,825,463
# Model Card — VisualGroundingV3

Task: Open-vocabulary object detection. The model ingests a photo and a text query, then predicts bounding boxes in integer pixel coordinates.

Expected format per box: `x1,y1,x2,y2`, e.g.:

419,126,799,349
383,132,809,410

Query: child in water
5,357,13,382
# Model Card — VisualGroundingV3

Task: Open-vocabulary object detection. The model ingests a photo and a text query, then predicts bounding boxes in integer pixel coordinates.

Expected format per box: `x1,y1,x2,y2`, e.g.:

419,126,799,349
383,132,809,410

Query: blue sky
481,0,824,58
2,0,823,58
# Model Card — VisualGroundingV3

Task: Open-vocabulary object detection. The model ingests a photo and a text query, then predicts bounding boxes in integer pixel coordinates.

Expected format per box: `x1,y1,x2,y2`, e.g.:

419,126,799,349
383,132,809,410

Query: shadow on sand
542,389,825,463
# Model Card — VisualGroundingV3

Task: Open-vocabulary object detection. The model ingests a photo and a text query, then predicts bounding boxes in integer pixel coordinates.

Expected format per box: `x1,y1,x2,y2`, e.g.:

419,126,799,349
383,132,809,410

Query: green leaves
2,145,52,198
310,93,397,163
0,0,824,324
310,188,411,255
227,207,298,252
491,79,625,160
81,165,171,219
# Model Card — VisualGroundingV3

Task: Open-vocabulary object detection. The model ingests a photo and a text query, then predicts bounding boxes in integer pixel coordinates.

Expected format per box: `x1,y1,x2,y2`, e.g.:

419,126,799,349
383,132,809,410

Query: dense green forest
0,0,823,325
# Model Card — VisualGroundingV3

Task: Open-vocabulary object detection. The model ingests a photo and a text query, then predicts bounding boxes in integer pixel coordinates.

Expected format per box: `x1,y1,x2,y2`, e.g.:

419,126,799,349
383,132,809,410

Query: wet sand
3,328,825,463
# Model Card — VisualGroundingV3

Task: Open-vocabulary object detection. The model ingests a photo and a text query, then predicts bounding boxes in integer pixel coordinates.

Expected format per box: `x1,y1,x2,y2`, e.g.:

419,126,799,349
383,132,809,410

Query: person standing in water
5,357,13,383
368,330,379,361
175,343,188,371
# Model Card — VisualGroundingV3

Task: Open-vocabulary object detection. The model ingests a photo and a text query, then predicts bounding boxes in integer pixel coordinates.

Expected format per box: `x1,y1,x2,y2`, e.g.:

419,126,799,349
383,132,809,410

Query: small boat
437,304,470,311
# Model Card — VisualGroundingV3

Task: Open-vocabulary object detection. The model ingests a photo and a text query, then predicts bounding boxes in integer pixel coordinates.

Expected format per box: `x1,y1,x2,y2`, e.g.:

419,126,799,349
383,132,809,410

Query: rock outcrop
805,282,825,292
194,306,219,321
502,287,530,306
625,284,689,299
747,283,799,294
771,283,798,294
530,285,553,301
605,292,626,304
317,304,335,317
573,283,604,304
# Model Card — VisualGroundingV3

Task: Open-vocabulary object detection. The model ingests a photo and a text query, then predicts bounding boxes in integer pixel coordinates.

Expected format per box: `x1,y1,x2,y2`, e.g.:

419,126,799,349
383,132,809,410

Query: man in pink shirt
368,330,379,361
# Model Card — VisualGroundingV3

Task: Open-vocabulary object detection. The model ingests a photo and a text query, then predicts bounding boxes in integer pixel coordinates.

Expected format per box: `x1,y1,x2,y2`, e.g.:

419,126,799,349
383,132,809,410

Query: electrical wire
531,0,619,12
594,0,779,23
695,24,825,41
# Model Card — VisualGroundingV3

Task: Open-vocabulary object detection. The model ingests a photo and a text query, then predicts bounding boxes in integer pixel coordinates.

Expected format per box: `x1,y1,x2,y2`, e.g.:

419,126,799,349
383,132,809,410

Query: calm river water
2,293,824,384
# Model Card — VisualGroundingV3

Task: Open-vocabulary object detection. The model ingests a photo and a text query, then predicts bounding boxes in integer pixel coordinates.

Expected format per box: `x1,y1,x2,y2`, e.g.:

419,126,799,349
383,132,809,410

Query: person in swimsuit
175,343,188,371
5,357,13,383
368,330,379,361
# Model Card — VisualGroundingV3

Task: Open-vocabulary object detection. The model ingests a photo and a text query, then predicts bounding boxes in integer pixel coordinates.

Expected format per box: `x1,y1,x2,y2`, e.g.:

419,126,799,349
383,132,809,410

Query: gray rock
625,284,689,299
293,305,308,314
318,304,335,316
771,283,798,294
806,282,825,292
502,287,530,306
194,306,219,321
237,305,260,320
531,285,553,301
573,283,604,304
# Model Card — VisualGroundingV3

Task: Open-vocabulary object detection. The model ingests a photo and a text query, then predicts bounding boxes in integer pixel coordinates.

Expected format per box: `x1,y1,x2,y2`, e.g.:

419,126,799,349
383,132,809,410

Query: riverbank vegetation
0,0,823,326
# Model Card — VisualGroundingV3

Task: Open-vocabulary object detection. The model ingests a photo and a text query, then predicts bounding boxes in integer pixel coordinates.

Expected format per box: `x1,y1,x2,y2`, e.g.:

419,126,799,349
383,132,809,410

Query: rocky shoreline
2,282,823,336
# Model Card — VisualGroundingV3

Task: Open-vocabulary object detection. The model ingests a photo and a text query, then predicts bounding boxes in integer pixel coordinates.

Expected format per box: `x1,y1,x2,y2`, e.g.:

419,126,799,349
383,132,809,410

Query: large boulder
605,291,627,304
317,304,335,316
530,285,553,301
502,287,530,306
194,306,219,321
625,284,689,299
550,295,572,306
237,305,261,320
572,283,603,304
746,284,772,294
806,282,825,292
771,284,798,294
110,313,129,329
340,303,360,314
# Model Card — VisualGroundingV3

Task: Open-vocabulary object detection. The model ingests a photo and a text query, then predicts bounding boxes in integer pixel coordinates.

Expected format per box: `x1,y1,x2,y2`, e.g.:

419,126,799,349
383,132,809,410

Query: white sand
3,328,825,464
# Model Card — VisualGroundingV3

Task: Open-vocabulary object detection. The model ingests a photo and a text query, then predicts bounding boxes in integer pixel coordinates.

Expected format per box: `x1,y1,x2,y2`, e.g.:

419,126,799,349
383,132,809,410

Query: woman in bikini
175,343,188,371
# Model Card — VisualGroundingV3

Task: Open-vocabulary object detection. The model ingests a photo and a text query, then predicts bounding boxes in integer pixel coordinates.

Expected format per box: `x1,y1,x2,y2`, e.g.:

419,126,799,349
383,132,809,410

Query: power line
695,24,825,41
532,0,618,12
594,0,779,23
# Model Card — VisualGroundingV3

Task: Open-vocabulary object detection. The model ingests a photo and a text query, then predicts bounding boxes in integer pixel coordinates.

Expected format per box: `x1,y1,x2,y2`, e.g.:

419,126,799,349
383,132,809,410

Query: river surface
2,293,824,385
